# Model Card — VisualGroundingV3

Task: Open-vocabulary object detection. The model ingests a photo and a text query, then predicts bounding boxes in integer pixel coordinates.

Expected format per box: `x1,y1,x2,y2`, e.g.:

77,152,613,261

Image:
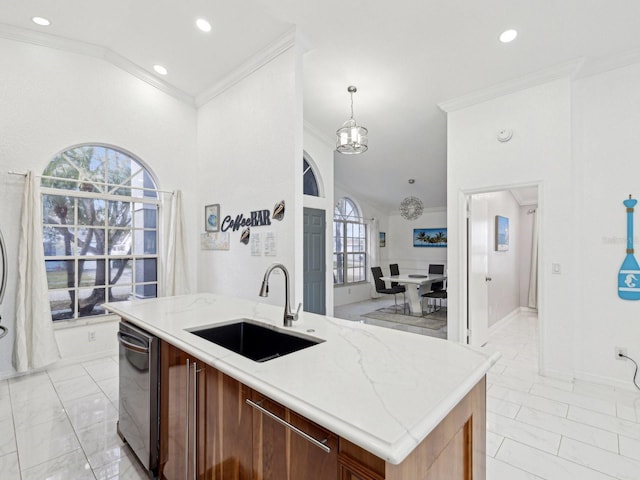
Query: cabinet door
250,391,338,480
159,342,207,480
201,368,253,479
159,342,191,480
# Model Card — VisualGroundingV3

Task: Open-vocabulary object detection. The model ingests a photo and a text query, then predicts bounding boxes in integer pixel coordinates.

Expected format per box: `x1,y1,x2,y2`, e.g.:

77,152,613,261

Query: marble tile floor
336,299,640,479
0,355,148,480
1,302,638,479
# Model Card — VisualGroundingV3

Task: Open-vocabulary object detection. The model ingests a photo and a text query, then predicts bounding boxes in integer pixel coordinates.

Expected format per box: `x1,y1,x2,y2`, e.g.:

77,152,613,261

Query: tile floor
1,301,638,479
0,356,148,480
337,298,640,480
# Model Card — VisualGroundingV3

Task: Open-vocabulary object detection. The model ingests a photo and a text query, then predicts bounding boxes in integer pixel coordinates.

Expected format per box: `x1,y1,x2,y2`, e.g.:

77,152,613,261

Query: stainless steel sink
187,319,323,362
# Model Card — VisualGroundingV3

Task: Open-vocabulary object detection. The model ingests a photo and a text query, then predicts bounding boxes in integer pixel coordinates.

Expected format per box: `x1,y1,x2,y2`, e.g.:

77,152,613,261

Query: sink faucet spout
259,263,301,327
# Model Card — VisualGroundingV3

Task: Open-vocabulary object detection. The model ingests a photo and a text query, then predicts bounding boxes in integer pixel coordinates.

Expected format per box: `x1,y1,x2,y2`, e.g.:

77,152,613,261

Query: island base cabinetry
338,377,486,480
159,341,485,480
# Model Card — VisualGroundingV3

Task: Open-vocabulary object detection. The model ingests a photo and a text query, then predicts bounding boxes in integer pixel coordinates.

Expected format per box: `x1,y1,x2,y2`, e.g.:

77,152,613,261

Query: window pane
136,258,157,283
108,229,131,256
133,230,157,255
50,289,74,321
333,254,344,284
136,283,157,299
133,202,157,229
77,228,106,256
46,260,74,289
78,288,106,317
110,258,132,286
43,194,74,225
77,198,105,226
108,284,132,303
108,201,132,228
78,259,106,287
43,226,75,256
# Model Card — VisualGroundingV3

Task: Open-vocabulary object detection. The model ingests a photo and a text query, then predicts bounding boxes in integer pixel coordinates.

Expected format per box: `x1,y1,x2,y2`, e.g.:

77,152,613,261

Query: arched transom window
333,197,367,285
42,144,159,321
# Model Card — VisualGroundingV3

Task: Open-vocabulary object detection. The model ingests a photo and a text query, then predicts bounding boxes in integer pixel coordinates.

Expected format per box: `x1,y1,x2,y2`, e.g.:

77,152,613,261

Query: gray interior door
303,208,326,315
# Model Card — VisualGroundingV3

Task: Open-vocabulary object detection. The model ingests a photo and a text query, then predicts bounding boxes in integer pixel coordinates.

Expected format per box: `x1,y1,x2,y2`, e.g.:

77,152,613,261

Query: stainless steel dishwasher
117,321,159,476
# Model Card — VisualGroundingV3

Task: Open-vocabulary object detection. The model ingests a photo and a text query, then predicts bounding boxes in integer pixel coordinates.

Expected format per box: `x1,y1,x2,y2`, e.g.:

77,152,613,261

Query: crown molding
195,27,297,107
0,23,195,106
576,48,640,79
304,120,335,149
438,58,585,113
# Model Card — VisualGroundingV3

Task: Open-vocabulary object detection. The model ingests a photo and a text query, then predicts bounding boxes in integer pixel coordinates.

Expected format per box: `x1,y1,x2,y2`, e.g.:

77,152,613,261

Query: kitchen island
105,293,499,479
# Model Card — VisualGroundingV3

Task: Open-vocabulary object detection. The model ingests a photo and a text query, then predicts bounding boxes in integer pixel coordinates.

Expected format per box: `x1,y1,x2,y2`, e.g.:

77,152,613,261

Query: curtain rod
7,170,175,195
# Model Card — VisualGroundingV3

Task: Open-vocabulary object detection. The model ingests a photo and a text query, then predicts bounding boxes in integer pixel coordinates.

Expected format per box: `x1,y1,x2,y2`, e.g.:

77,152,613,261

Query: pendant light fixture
336,86,368,154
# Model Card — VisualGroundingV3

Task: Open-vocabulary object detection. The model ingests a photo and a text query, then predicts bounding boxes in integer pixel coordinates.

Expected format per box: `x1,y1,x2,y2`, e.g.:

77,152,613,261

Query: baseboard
488,307,524,335
538,366,575,384
0,348,118,381
573,369,640,393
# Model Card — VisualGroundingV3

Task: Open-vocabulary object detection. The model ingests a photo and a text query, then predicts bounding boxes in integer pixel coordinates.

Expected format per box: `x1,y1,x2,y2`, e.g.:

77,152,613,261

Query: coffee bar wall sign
209,200,285,245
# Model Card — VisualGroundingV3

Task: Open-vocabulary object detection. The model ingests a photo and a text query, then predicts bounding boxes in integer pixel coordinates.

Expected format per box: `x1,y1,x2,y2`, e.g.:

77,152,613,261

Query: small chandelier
336,86,368,154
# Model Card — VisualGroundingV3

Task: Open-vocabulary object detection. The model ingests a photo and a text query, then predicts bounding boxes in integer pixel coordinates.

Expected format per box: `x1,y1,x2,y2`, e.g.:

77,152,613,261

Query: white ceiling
2,1,640,212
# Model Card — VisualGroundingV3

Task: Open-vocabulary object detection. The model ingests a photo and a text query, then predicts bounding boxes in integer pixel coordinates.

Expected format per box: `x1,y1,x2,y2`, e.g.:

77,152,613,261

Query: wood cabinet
338,377,486,480
249,390,338,480
159,342,207,480
159,341,486,480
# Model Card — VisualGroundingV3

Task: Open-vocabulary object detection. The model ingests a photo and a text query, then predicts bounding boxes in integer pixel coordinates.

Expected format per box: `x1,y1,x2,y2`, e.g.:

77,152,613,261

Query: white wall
196,46,304,312
447,78,574,379
448,62,640,388
0,39,198,377
481,191,522,326
572,61,640,387
382,209,448,274
303,128,335,315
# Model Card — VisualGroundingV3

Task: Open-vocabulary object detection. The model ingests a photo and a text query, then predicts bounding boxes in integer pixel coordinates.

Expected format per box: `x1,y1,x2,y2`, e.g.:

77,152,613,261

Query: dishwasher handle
117,331,149,354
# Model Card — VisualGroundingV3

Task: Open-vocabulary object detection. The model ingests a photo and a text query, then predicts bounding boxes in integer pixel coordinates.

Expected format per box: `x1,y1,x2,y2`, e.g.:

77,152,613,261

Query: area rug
362,305,447,331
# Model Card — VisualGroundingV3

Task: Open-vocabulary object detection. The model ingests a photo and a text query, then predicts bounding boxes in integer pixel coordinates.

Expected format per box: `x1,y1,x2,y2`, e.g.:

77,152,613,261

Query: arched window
303,154,320,197
42,144,159,321
333,197,367,285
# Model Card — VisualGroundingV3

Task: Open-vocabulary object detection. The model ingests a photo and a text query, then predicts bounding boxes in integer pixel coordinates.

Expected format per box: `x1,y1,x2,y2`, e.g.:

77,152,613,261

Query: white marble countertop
104,293,499,465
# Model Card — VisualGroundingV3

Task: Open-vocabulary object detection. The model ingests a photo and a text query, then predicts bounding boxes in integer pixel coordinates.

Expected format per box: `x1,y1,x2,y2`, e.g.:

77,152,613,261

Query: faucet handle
292,302,302,321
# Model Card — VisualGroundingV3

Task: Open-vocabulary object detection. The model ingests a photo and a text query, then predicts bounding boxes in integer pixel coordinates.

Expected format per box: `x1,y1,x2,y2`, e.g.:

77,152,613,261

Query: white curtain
368,218,381,298
528,210,538,309
13,171,60,372
160,190,191,297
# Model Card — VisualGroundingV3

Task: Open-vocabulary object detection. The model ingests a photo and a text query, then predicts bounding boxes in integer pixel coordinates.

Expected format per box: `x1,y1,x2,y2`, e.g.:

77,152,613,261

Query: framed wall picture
413,228,447,247
205,204,220,232
379,232,386,247
495,215,509,251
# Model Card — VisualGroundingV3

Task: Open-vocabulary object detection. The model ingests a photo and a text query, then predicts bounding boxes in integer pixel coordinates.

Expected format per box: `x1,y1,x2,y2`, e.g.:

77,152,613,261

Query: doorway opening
463,185,541,368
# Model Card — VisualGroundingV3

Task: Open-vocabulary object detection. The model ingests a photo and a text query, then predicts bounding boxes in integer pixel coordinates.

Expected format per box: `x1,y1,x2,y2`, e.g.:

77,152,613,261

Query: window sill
52,313,120,330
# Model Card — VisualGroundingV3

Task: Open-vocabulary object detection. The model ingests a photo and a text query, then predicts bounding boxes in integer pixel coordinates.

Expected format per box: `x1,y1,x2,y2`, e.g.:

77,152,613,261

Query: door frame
457,182,544,373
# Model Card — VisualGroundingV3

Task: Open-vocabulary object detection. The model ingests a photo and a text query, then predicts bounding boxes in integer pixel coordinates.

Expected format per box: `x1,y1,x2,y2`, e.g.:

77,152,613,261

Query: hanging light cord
619,353,640,391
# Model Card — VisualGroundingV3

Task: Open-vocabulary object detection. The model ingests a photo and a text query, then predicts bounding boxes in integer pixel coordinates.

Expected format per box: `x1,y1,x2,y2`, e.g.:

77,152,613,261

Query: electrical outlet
88,331,96,342
615,346,627,360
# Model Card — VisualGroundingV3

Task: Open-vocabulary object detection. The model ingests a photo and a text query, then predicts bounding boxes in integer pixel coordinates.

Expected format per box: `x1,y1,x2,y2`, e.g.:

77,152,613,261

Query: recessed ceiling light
32,16,51,26
153,65,168,76
499,29,518,43
196,18,212,33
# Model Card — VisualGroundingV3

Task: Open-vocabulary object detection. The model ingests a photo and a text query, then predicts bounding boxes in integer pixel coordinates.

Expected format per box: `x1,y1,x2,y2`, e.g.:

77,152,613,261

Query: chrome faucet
259,263,301,327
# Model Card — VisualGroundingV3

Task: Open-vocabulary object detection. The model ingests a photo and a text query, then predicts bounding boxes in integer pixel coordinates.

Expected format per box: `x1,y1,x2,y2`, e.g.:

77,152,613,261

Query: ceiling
2,1,640,213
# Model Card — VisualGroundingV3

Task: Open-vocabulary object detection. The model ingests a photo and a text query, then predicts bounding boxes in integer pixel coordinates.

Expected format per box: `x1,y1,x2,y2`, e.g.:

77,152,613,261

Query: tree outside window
42,145,159,321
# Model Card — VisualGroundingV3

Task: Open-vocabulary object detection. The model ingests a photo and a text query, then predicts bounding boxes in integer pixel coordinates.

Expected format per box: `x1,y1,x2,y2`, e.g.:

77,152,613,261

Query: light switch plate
552,263,561,274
